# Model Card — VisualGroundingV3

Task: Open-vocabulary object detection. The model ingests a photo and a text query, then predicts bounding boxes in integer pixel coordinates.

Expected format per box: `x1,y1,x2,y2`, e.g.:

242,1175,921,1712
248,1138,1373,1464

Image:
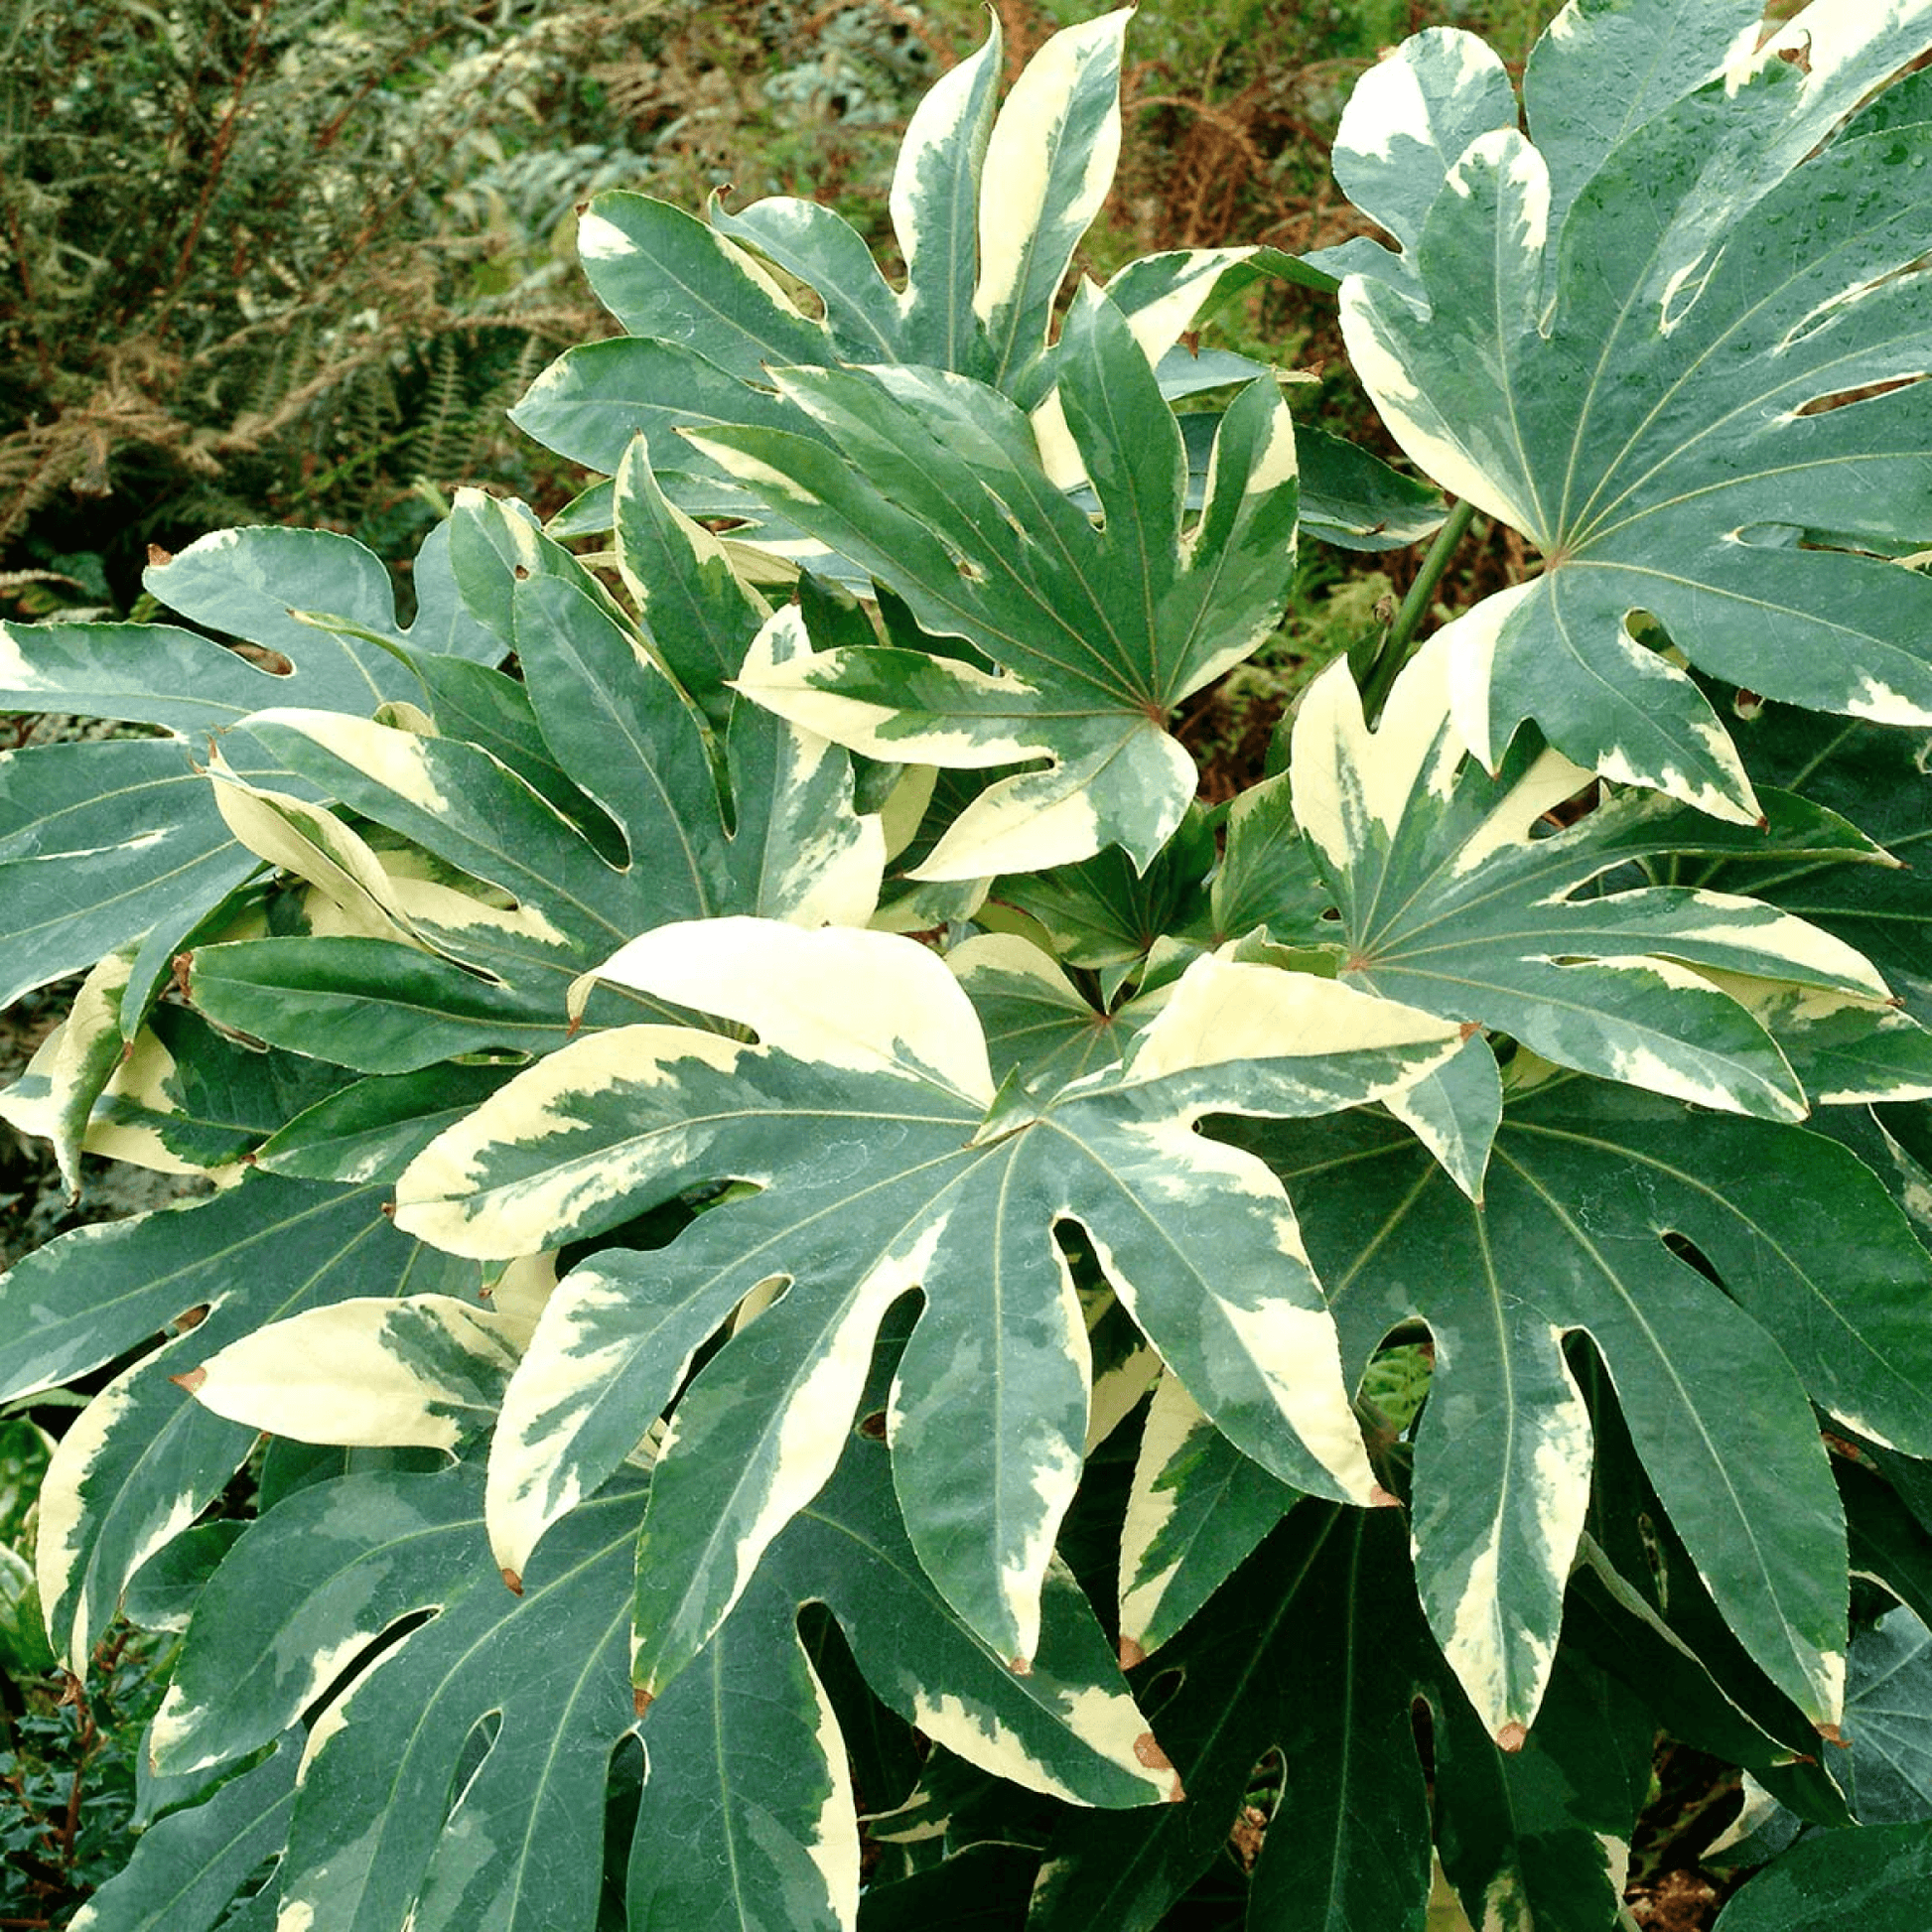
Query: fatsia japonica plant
6,3,1932,1927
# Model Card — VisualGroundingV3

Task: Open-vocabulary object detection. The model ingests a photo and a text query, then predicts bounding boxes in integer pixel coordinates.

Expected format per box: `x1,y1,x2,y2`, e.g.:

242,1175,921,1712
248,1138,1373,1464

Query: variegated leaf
707,287,1301,875
1116,1371,1300,1664
194,594,880,1066
0,998,349,1187
1287,640,1901,1121
1331,5,1932,816
1251,1072,1932,1735
0,520,502,1022
149,1429,1167,1932
1,1172,477,1668
188,1294,533,1452
393,920,1461,1690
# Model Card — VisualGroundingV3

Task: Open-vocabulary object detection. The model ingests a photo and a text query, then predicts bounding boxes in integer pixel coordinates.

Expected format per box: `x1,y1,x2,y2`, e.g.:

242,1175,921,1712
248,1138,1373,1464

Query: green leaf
1709,703,1932,1027
1251,1072,1932,1734
1713,1819,1932,1931
392,921,1460,1685
710,288,1301,875
0,738,259,1014
252,1064,519,1182
614,438,772,727
1334,9,1932,817
1288,642,1901,1121
1033,1506,1649,1932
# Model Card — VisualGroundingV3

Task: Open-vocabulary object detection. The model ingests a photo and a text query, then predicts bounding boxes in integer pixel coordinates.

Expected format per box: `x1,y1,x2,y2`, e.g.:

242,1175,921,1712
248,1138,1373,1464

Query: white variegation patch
912,760,1111,882
1293,638,1467,873
0,622,53,693
1847,672,1932,727
1435,580,1540,772
207,751,420,945
1340,284,1541,536
1116,1372,1203,1655
733,643,1054,768
487,1251,558,1326
188,1295,531,1450
393,1025,752,1259
801,1646,863,1928
877,764,938,863
241,708,456,817
973,11,1130,325
889,15,1000,282
584,915,996,1104
1434,1331,1591,1735
739,609,888,929
1129,953,1461,1084
0,945,136,1187
1335,29,1502,165
37,1371,200,1671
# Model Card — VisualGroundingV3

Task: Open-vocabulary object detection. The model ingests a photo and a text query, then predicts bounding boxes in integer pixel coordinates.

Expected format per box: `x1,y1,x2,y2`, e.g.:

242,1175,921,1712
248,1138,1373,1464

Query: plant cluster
4,4,1932,1929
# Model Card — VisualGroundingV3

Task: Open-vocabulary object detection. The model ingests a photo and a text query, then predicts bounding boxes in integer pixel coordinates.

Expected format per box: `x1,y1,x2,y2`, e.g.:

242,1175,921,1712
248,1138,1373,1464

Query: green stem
1358,496,1479,720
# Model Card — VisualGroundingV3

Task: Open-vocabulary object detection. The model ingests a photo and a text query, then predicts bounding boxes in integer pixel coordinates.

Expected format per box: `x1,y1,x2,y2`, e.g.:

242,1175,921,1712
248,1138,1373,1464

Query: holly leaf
704,286,1302,876
1286,642,1908,1123
1332,6,1932,818
66,1736,300,1932
1249,1072,1932,1737
1033,1505,1652,1932
389,920,1461,1687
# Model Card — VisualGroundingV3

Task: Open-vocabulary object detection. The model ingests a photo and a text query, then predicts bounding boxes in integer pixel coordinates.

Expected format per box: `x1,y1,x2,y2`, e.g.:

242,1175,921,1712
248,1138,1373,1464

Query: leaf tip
1119,1635,1147,1669
633,1685,654,1719
1816,1721,1850,1748
1368,1484,1402,1509
1133,1731,1183,1801
1457,1021,1481,1041
500,1568,523,1595
171,1367,207,1396
1008,1654,1033,1676
1494,1721,1528,1753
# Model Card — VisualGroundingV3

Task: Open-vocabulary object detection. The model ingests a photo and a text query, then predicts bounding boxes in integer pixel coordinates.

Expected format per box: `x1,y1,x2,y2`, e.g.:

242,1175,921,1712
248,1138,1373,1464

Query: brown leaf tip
1494,1721,1528,1754
1457,1020,1481,1041
1007,1654,1033,1677
1816,1721,1850,1748
171,1367,208,1395
633,1686,654,1718
500,1568,523,1596
1133,1731,1174,1772
1119,1636,1147,1669
148,543,175,569
1368,1484,1403,1510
